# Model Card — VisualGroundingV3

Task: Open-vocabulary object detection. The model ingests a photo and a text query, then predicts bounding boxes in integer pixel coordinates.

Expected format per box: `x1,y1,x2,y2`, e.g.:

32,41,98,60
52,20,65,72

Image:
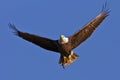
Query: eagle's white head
59,35,69,44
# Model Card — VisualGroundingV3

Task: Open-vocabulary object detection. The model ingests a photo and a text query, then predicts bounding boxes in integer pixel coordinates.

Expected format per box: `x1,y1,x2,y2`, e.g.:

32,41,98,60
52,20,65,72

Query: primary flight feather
9,3,110,68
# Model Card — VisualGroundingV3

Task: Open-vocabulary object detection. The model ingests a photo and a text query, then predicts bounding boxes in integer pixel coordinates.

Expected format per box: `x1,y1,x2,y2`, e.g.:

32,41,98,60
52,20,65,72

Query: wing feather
9,23,59,52
69,3,110,49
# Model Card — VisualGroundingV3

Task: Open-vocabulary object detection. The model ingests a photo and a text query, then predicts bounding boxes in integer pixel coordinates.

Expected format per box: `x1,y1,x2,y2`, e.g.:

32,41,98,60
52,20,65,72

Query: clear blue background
1,0,120,80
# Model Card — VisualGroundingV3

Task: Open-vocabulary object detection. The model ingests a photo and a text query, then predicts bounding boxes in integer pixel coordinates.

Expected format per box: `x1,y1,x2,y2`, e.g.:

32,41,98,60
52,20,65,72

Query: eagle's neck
59,35,69,44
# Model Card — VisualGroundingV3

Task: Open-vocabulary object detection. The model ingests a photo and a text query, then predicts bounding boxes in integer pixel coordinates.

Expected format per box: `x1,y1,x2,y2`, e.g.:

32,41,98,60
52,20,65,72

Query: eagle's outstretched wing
9,23,59,52
69,3,110,49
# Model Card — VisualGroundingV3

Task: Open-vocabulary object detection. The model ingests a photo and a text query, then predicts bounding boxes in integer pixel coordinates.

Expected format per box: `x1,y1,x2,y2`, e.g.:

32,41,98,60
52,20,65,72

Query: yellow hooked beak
60,35,65,40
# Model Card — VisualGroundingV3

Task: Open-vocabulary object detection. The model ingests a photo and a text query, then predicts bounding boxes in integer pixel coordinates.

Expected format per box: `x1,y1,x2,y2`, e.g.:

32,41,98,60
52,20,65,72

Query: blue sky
1,0,120,80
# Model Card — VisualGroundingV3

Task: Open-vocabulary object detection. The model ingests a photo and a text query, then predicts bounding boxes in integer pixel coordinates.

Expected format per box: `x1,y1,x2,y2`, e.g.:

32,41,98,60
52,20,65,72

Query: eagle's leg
59,51,79,68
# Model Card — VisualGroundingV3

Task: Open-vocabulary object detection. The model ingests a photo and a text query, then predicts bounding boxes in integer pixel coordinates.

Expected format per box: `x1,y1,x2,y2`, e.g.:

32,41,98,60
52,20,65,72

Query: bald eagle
9,3,110,68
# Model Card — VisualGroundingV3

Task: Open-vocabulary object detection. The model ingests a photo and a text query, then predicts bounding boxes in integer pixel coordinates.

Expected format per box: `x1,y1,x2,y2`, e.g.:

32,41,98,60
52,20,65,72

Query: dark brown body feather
58,43,71,56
